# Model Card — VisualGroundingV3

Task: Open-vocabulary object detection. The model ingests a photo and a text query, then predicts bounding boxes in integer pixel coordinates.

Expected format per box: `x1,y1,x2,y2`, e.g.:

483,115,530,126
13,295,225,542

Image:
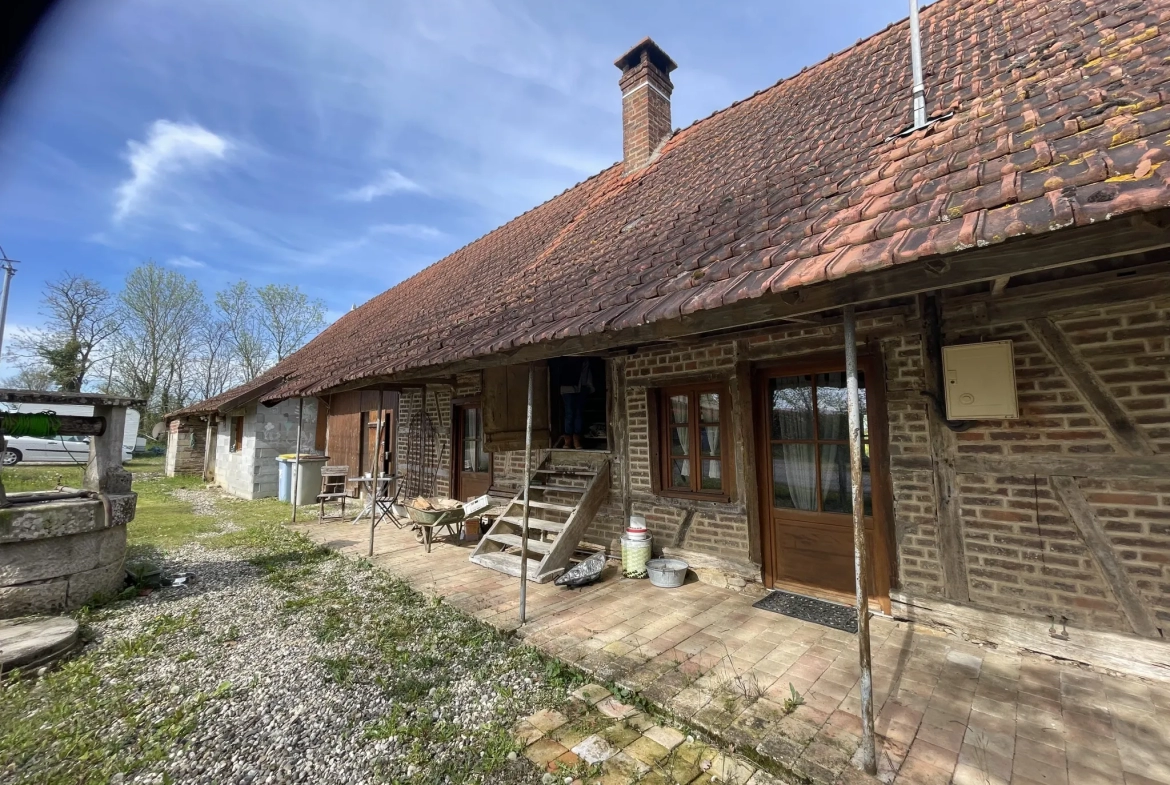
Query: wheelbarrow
406,494,491,553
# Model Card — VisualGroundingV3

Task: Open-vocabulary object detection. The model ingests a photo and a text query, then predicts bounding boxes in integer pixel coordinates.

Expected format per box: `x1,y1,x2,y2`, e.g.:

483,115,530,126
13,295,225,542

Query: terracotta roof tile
232,0,1170,403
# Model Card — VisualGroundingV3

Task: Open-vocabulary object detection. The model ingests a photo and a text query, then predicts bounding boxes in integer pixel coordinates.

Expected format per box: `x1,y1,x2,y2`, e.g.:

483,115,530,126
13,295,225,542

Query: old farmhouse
170,0,1170,675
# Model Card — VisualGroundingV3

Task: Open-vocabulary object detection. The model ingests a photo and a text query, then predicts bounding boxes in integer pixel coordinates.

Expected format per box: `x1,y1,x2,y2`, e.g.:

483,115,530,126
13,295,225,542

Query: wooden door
757,358,891,608
361,411,394,476
454,402,490,501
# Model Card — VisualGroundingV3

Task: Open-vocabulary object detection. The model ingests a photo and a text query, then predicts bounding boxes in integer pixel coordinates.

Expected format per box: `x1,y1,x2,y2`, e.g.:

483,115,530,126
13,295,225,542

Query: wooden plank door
757,358,891,609
454,402,490,501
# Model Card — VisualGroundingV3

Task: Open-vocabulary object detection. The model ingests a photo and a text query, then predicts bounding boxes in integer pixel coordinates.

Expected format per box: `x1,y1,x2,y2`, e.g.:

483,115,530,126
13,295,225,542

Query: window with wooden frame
652,384,732,500
230,416,244,452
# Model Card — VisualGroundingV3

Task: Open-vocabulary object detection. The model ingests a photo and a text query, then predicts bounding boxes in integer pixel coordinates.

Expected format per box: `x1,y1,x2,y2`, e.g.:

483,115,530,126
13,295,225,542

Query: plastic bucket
276,457,292,502
621,534,652,578
646,558,688,588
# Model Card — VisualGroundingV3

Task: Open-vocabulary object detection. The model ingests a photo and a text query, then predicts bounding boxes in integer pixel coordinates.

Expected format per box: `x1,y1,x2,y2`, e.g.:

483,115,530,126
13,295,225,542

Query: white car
1,435,131,466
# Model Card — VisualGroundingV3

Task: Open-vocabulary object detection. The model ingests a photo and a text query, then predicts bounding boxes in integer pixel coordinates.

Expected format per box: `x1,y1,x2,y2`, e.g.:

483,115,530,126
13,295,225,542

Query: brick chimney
615,38,677,175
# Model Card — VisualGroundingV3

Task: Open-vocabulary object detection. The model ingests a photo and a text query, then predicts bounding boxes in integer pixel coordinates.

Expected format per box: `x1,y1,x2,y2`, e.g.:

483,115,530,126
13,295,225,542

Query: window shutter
483,363,549,452
646,388,663,495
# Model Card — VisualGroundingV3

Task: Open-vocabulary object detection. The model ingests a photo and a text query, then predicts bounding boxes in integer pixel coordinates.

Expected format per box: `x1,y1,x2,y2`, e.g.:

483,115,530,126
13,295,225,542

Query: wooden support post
370,390,385,558
84,405,130,494
844,305,876,775
608,357,631,523
292,398,303,522
0,431,8,507
1051,476,1160,638
519,364,534,625
921,295,971,602
202,418,214,482
732,347,762,566
990,275,1011,296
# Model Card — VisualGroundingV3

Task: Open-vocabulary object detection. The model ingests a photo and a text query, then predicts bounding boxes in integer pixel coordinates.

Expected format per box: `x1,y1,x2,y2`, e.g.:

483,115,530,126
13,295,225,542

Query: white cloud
167,255,206,269
114,120,231,221
369,222,443,240
341,169,423,202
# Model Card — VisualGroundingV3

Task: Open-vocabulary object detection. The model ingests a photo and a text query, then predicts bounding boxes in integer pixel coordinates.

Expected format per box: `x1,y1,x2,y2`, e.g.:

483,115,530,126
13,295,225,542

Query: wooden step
499,516,565,534
524,500,575,513
533,468,597,477
528,484,587,493
469,551,544,579
486,532,555,554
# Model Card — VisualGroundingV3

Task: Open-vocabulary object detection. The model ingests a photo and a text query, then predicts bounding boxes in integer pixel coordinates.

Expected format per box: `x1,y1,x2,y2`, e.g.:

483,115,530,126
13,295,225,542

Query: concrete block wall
213,398,319,500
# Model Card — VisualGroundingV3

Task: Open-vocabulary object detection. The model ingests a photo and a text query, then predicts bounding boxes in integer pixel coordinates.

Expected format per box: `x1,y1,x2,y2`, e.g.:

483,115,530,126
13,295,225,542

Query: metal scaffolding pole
844,304,877,775
370,389,385,557
519,364,534,624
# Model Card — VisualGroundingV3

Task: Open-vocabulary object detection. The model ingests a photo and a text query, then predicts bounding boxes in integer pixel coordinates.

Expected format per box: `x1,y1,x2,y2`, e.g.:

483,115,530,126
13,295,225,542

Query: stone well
0,389,145,620
0,492,137,618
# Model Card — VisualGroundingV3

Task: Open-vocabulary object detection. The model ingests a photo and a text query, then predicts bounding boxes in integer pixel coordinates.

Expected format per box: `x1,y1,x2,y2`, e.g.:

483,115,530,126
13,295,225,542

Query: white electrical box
942,340,1019,420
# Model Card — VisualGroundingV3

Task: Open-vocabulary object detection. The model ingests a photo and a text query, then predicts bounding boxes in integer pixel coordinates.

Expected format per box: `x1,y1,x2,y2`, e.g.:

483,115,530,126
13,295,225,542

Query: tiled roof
258,0,1169,401
168,370,287,417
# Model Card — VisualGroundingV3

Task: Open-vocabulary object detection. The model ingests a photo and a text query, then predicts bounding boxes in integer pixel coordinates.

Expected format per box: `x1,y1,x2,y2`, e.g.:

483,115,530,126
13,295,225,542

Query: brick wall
165,415,205,476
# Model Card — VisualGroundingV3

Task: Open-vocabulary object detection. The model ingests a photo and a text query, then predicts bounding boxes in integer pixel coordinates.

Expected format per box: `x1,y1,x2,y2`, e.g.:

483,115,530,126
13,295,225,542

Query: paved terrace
291,520,1170,785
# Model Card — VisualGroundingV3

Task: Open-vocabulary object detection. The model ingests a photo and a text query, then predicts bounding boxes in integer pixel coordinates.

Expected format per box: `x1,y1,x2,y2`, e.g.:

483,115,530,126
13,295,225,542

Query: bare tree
215,280,325,378
1,365,56,390
215,280,269,380
9,273,120,391
111,262,206,427
256,283,326,362
191,317,238,400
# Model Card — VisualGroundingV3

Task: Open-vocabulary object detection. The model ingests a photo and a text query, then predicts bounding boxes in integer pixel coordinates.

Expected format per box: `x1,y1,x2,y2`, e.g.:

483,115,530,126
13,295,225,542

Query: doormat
752,590,857,633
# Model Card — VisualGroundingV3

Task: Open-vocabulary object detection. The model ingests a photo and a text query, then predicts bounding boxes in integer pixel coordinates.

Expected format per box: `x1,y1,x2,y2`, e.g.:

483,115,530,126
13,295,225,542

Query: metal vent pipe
909,0,928,129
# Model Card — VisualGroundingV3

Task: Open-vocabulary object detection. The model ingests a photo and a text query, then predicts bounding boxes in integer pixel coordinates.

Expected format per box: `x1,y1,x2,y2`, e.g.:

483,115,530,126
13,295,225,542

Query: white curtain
773,383,816,510
819,384,848,512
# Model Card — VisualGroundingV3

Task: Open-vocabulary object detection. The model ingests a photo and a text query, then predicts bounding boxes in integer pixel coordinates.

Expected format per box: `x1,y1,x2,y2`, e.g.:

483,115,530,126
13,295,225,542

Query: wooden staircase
469,456,610,583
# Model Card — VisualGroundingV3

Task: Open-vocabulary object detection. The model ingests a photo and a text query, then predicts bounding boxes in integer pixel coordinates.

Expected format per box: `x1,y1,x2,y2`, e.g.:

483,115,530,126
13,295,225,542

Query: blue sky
0,0,933,371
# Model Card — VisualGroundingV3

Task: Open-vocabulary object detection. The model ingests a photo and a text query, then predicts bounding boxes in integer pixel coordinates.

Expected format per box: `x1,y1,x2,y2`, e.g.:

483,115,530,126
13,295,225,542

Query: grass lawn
0,458,578,785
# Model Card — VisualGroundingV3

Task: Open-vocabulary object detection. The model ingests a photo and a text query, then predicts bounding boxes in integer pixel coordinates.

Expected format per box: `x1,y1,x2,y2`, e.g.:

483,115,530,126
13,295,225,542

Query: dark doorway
549,357,608,450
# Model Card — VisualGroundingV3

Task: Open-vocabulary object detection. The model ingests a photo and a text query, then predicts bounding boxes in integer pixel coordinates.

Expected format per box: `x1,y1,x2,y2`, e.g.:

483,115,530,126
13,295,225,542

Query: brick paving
294,521,1170,785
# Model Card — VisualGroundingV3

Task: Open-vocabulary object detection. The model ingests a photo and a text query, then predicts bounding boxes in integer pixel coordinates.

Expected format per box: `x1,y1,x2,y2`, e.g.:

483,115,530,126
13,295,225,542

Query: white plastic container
626,514,650,541
620,534,652,578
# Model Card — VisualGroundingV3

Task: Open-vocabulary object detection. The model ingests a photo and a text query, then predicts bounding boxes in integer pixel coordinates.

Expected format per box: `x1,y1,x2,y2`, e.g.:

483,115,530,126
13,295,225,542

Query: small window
654,385,731,499
230,416,244,452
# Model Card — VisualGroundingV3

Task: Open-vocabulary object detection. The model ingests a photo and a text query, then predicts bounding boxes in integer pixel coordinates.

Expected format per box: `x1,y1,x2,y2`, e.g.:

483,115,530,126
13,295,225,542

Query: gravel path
20,485,564,785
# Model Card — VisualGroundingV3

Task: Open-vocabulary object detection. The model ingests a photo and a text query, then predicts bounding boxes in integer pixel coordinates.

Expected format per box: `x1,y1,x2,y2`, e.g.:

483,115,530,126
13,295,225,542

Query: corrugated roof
240,0,1170,403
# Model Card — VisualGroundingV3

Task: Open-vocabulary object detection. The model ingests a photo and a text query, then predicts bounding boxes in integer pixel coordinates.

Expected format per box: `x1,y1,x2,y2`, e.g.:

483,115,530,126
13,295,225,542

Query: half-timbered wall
407,284,1169,637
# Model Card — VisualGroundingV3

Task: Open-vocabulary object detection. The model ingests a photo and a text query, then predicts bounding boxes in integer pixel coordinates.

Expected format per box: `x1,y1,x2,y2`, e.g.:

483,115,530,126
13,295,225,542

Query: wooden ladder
469,457,610,583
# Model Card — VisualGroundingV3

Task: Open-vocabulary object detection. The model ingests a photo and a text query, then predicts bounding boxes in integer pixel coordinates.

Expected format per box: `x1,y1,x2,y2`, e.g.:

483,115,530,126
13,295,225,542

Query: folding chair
317,465,350,522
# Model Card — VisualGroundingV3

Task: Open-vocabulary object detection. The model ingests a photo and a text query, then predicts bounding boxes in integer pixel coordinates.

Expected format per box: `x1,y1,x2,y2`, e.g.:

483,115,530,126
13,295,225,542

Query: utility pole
0,246,19,362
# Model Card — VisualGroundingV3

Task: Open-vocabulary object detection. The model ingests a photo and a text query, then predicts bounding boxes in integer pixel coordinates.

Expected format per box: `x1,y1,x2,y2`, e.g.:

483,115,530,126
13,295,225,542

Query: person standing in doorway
559,359,594,449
